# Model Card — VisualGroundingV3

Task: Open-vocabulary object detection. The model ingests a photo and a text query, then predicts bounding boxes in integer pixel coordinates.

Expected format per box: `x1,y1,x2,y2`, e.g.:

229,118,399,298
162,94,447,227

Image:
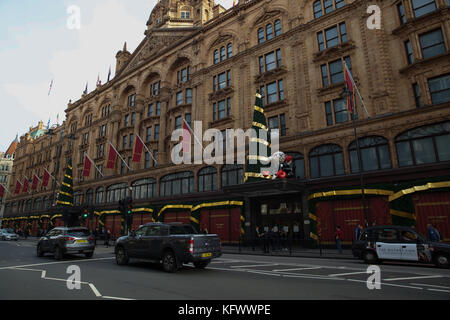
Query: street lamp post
340,87,369,227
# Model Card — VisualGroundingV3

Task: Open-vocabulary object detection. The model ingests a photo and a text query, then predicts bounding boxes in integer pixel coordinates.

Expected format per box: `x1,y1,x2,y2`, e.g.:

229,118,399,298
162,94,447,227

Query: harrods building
2,0,450,245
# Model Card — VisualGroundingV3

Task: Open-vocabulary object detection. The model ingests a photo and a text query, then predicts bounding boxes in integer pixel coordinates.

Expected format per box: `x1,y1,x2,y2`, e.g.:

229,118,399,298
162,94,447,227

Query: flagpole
0,183,12,196
108,142,131,170
46,168,61,187
136,134,157,165
86,154,104,178
344,61,370,118
183,119,205,151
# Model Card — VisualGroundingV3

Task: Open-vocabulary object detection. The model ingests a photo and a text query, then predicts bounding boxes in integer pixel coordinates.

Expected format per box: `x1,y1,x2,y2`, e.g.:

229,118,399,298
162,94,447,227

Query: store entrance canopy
223,179,306,198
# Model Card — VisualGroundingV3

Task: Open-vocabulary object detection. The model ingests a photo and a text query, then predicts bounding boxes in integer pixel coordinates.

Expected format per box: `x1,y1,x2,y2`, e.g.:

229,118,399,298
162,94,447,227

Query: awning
223,179,306,198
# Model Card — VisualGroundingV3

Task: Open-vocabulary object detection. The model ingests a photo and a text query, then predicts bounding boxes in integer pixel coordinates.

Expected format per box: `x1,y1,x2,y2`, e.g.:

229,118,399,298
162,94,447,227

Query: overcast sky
0,0,235,152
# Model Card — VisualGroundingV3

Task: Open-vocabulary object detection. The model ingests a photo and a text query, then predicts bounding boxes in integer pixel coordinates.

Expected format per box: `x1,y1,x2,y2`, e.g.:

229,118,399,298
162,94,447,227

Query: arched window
266,23,273,40
309,144,345,178
106,183,128,203
286,152,306,180
160,172,194,197
220,46,226,61
12,202,17,213
25,200,32,213
258,27,265,44
198,167,218,192
86,189,93,205
227,43,232,58
132,178,156,200
349,136,391,173
34,198,42,211
95,187,105,204
74,191,84,206
274,19,282,37
42,196,48,209
395,122,450,167
221,164,244,188
213,49,219,64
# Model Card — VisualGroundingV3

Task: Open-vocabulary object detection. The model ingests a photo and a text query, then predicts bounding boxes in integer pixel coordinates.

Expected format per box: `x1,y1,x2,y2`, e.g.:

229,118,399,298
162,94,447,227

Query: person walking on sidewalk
104,229,111,247
335,226,343,254
354,224,363,242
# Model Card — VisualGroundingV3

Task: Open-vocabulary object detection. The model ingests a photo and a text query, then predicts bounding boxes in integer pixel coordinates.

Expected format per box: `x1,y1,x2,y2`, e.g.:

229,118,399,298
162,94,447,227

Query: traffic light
82,209,88,219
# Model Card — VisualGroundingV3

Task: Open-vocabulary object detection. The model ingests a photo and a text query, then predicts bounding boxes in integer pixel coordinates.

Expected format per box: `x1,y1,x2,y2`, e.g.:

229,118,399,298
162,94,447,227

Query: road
0,238,449,301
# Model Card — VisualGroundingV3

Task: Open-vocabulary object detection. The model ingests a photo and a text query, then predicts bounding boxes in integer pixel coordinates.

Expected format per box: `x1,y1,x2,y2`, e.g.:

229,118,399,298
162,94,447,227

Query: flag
344,62,355,113
56,114,60,125
42,169,50,188
48,79,53,96
107,65,111,82
182,119,191,153
106,143,118,169
244,91,272,183
32,174,40,191
96,74,101,86
83,154,92,177
56,158,73,207
0,184,5,198
132,135,144,162
83,82,88,94
46,118,51,130
22,177,29,193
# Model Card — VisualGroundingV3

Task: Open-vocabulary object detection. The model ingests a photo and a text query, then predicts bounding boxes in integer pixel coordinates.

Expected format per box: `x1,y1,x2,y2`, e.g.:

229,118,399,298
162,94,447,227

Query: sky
0,0,235,152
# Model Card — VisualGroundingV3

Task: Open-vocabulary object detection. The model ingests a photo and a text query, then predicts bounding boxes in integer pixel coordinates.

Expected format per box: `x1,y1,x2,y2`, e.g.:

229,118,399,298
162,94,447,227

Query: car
1,228,19,241
352,225,450,268
37,226,95,260
115,222,222,272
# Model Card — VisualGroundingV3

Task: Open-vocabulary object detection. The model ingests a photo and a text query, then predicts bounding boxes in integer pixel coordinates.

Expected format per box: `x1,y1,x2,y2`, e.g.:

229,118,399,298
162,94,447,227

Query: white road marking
102,296,135,300
272,267,322,272
410,283,450,290
230,263,279,268
328,271,368,277
345,279,424,290
89,283,102,297
0,257,115,270
427,288,450,293
384,275,442,282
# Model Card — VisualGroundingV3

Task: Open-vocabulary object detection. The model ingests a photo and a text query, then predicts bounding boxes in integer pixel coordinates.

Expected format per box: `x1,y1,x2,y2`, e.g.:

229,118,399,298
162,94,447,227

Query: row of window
404,27,446,65
397,0,449,24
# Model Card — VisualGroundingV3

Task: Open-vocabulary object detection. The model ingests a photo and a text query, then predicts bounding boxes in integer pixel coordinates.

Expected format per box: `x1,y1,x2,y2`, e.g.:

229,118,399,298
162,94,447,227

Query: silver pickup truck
115,222,222,272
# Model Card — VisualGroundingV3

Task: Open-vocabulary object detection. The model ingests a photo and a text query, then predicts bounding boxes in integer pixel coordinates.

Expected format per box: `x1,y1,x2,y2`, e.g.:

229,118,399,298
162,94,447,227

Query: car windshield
67,229,90,237
169,225,197,235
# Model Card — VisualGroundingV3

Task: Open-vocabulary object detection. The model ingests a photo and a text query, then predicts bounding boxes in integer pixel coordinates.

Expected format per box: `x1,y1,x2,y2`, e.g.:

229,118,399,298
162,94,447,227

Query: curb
221,250,357,260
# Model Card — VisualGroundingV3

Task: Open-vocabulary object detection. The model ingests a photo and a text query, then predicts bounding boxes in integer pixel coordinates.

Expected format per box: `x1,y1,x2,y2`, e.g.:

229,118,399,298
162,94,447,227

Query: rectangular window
267,81,278,104
314,1,323,18
227,70,231,87
397,2,406,24
322,56,350,87
128,94,136,107
324,0,333,14
153,150,158,167
123,136,127,149
218,72,227,90
175,116,182,130
131,112,136,126
145,152,150,169
186,88,192,104
276,49,282,67
317,32,325,51
265,52,276,71
176,91,183,105
129,134,134,149
413,83,422,108
325,101,333,126
405,40,414,64
325,25,339,48
259,56,264,74
98,144,104,158
148,103,153,117
325,98,349,125
268,114,287,136
156,102,161,115
419,28,445,59
152,81,160,96
335,0,345,9
278,79,285,101
83,132,89,144
154,124,160,140
412,0,436,18
260,85,266,107
428,74,450,105
124,114,129,127
146,126,152,141
100,125,106,137
213,75,217,92
185,113,191,127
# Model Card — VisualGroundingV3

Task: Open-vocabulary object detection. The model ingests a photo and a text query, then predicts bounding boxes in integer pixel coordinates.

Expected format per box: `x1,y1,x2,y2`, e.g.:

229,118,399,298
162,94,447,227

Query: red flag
132,135,144,162
106,143,118,169
22,177,29,193
42,169,50,188
182,119,191,153
32,174,39,190
0,184,5,198
83,154,92,177
14,180,22,194
344,64,355,113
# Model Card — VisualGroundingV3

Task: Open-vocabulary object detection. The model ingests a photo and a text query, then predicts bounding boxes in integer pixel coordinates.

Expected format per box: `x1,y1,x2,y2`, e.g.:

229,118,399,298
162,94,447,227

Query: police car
352,226,450,268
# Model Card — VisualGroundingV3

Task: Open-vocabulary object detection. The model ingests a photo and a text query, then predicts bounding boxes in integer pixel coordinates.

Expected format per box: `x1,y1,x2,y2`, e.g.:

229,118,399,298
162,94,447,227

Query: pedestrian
354,224,363,241
93,228,98,247
335,226,343,254
262,227,270,253
427,224,441,242
280,228,288,251
104,229,111,247
254,226,262,251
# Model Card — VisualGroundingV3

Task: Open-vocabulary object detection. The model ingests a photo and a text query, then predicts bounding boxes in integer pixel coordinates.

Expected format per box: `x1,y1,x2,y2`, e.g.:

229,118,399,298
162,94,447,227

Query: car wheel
115,247,129,265
193,260,210,269
85,252,94,258
434,253,450,269
162,250,177,273
363,250,379,264
37,245,44,257
54,246,64,260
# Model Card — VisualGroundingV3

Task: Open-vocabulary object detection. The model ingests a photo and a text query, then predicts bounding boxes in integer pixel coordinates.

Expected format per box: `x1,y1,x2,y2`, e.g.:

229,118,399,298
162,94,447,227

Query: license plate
76,240,88,244
202,252,212,258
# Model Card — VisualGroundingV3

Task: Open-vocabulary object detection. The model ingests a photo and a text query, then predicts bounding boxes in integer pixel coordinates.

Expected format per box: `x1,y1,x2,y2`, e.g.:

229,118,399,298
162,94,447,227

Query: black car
37,227,95,260
115,222,222,272
352,225,450,268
